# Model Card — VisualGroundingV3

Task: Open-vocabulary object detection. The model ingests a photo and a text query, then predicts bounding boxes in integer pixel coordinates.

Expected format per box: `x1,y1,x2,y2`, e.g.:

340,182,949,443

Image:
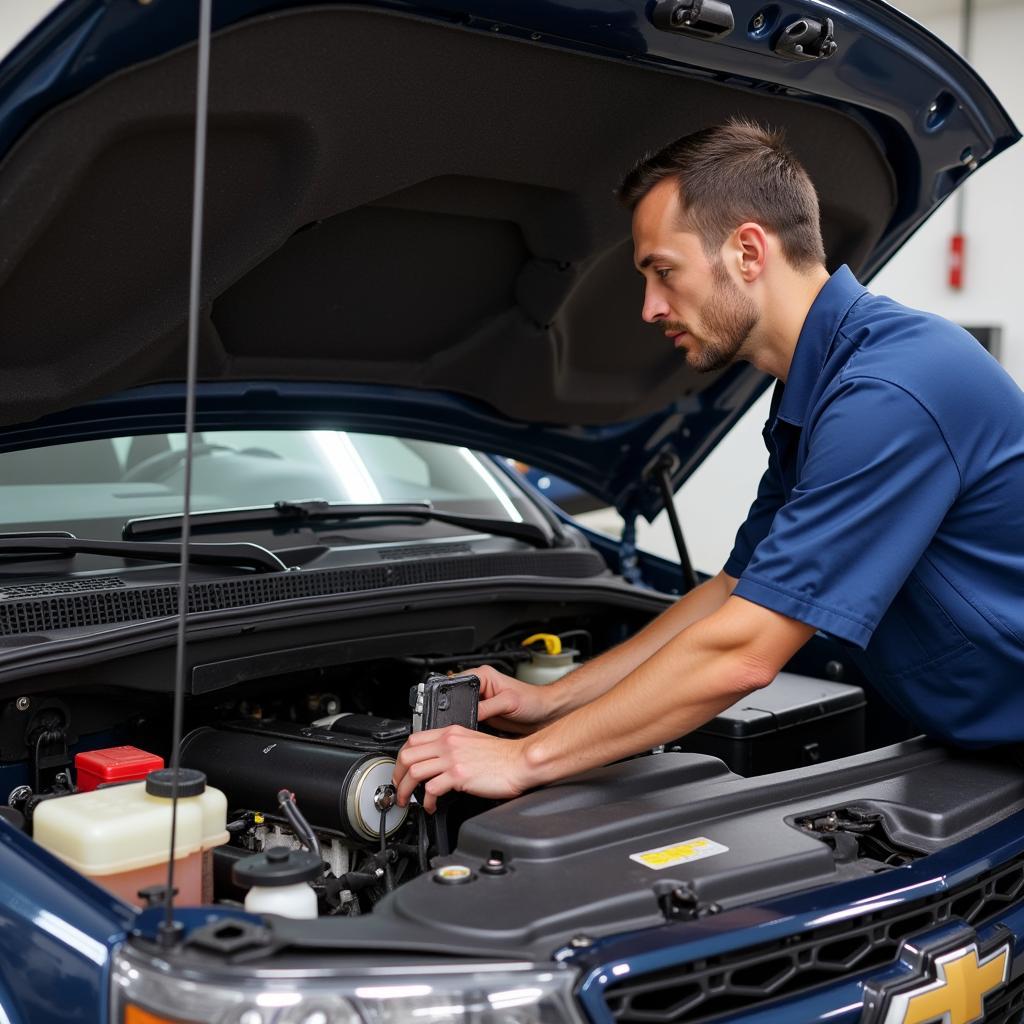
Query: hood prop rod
159,0,213,950
652,452,698,594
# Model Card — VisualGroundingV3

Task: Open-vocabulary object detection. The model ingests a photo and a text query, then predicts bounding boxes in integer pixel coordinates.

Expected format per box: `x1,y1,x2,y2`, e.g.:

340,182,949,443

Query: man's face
632,177,759,373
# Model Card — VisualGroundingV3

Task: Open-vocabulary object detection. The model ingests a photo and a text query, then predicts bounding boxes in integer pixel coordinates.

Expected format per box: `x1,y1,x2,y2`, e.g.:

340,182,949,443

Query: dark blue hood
0,0,1016,518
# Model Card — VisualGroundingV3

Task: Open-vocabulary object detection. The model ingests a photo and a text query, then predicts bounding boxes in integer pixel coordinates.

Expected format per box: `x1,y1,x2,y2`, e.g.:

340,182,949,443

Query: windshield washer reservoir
32,770,227,906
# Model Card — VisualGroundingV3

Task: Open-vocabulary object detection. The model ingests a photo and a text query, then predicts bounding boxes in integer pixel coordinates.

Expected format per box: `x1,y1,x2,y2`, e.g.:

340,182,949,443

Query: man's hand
392,726,532,813
480,598,815,788
392,598,813,813
472,664,559,733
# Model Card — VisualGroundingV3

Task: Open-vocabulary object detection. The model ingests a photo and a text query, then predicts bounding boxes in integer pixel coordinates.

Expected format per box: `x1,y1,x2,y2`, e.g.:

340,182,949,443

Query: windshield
0,430,531,539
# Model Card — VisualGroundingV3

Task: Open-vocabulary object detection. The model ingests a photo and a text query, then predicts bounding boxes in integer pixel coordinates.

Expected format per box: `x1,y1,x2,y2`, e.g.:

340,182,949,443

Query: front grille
604,851,1024,1024
0,549,604,636
984,972,1024,1024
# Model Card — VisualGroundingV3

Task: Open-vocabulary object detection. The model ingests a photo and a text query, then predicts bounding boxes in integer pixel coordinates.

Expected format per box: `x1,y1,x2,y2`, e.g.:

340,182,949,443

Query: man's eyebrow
636,252,673,270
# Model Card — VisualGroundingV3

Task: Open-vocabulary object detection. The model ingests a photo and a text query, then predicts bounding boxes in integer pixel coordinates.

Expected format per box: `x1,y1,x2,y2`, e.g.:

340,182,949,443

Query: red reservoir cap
74,745,165,792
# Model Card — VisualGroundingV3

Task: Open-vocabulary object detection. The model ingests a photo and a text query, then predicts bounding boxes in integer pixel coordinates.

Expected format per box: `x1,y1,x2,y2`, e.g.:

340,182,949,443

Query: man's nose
641,285,669,324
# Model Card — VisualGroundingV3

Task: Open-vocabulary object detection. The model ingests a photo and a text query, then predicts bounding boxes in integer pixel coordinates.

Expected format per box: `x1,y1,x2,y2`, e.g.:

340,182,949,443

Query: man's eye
655,268,671,280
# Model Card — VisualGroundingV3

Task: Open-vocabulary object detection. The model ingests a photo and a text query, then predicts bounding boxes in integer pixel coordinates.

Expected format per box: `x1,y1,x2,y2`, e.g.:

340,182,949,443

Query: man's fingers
393,738,443,805
423,773,455,814
395,756,445,807
394,752,444,806
467,666,501,701
478,692,518,722
403,727,444,747
393,725,526,811
393,764,413,808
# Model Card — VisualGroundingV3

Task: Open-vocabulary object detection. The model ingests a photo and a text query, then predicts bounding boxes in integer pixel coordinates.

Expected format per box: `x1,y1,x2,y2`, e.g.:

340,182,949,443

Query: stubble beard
679,258,760,374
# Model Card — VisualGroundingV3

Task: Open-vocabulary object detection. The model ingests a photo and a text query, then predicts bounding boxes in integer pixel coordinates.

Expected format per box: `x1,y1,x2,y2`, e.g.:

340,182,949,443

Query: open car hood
0,0,1016,517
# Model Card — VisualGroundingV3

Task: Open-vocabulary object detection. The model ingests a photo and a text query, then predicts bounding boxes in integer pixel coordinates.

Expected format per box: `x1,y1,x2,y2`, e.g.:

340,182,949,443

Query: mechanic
393,118,1024,812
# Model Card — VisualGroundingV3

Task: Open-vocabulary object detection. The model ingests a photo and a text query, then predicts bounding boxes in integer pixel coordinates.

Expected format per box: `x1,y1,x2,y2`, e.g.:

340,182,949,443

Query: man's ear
731,222,768,282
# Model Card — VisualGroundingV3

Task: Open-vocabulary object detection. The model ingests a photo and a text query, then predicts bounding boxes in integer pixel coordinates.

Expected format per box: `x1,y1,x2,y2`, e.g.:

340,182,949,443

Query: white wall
873,0,1024,385
0,1,62,63
580,0,1024,574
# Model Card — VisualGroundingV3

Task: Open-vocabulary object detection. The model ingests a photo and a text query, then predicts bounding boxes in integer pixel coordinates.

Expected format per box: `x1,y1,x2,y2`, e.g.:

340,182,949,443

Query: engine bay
2,620,614,918
6,610,1024,944
176,627,598,918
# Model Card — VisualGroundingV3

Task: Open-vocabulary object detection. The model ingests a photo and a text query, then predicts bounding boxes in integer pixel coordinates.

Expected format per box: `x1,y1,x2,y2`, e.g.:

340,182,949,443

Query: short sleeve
734,376,961,648
722,456,786,579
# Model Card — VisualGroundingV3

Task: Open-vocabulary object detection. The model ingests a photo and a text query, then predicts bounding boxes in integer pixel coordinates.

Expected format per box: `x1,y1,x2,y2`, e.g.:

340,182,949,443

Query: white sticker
629,836,729,870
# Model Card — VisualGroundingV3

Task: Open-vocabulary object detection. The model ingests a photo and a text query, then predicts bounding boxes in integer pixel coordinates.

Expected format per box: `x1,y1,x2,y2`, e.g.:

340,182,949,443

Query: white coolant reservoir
515,633,580,685
234,847,321,919
33,768,227,906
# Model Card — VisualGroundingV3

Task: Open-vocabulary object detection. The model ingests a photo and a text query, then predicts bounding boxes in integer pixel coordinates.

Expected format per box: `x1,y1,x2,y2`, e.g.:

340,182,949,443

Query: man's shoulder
834,291,1016,413
818,292,1024,478
841,290,978,363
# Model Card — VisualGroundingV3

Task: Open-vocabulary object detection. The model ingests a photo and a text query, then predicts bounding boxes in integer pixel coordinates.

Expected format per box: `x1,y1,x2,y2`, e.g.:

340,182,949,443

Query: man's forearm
546,570,737,718
391,598,814,810
523,596,814,785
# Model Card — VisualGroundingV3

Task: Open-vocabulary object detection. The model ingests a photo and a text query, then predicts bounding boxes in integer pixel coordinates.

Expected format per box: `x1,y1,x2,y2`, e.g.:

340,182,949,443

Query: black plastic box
670,671,865,776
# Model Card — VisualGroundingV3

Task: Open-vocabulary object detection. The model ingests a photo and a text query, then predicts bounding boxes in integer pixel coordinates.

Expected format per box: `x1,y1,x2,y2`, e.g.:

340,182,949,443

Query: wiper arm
123,499,553,548
0,533,288,573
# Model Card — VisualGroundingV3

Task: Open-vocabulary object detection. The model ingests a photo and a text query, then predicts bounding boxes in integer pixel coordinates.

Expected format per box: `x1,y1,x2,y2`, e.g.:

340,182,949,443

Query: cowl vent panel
0,550,605,636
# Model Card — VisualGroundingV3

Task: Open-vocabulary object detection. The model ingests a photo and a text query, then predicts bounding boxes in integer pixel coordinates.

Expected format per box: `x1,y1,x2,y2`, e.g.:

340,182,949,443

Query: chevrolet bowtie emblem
882,941,1009,1024
862,925,1012,1024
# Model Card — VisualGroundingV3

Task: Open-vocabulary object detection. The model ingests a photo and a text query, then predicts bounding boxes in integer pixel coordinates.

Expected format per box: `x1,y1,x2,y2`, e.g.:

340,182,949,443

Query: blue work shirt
724,265,1024,748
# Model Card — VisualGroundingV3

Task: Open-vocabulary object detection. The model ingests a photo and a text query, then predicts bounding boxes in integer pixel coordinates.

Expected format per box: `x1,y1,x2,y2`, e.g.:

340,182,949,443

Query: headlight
110,945,583,1024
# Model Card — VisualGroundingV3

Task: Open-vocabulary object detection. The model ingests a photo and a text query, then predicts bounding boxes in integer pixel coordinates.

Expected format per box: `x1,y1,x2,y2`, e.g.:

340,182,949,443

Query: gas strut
653,452,698,594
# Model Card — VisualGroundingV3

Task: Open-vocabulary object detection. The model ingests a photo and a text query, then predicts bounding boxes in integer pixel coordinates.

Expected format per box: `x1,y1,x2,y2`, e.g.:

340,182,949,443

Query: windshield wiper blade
123,499,554,548
0,534,288,573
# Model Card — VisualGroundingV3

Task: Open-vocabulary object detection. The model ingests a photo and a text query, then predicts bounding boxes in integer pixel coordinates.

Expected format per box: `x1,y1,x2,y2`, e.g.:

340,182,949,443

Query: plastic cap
145,767,207,799
232,847,323,888
75,746,165,792
522,633,561,655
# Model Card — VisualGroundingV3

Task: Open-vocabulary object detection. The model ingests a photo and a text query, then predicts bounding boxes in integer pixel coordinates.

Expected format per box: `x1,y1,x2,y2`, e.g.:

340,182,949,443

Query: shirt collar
776,264,866,427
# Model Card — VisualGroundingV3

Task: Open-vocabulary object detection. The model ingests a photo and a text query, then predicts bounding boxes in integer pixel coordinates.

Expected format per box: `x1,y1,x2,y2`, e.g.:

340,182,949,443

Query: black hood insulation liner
0,7,895,429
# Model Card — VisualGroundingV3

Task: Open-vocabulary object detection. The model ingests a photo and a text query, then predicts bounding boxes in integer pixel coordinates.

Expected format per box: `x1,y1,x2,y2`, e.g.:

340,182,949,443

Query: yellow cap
522,633,562,656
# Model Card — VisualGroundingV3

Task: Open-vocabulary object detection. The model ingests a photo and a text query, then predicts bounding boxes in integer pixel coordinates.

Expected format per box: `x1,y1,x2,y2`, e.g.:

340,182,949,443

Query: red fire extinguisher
949,234,965,290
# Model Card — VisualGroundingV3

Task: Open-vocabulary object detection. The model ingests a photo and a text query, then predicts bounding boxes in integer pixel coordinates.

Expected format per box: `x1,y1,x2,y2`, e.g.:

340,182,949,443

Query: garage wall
0,0,63,63
593,0,1024,576
872,0,1024,384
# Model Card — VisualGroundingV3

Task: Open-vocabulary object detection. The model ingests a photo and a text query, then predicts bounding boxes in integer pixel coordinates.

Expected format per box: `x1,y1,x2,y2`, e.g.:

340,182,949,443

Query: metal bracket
654,881,722,921
651,0,734,40
773,16,838,61
28,712,71,794
618,507,643,586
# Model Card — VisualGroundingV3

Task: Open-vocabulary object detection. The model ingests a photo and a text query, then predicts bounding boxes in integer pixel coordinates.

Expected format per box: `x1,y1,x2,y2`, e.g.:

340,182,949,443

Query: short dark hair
618,118,826,270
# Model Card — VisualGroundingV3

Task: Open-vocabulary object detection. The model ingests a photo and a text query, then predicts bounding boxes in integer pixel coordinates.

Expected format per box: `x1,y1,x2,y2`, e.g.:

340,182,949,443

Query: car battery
670,672,865,776
74,745,165,792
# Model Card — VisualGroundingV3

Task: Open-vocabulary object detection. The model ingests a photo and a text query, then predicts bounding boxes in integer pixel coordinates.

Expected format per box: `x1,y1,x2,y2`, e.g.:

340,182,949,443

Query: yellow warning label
629,837,729,870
